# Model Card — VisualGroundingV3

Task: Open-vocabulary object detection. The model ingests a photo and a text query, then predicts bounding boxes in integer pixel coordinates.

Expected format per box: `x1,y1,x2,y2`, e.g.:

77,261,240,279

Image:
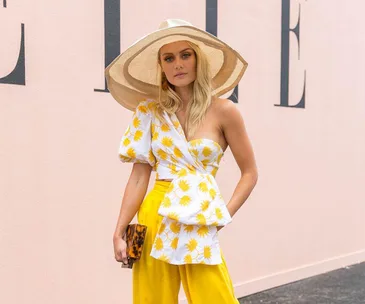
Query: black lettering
0,23,26,85
95,0,120,93
276,0,306,108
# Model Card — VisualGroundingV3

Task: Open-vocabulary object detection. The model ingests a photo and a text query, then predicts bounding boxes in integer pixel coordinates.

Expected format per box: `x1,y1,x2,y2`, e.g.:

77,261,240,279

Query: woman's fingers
121,249,128,265
113,237,129,264
114,248,127,261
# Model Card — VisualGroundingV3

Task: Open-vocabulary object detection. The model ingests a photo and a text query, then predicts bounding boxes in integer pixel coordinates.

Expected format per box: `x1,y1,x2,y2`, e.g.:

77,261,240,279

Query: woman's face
159,41,197,88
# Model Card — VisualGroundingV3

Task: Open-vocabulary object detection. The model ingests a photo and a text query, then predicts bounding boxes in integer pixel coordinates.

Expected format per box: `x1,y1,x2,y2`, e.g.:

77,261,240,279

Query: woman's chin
171,80,195,88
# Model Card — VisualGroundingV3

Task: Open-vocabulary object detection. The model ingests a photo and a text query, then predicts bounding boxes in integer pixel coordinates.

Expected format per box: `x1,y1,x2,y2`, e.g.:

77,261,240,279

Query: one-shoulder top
118,99,224,180
118,99,232,265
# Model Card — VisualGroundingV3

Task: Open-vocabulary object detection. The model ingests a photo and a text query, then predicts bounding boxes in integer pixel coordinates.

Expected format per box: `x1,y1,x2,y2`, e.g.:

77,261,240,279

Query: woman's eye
182,53,191,59
164,56,173,62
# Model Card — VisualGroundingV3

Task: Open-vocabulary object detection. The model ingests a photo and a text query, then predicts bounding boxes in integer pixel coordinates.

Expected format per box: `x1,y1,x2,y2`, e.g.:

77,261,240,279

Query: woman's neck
175,84,193,111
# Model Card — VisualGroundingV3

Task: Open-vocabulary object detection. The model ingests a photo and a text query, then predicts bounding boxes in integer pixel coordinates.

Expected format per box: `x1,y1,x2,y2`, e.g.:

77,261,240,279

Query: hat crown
158,19,193,30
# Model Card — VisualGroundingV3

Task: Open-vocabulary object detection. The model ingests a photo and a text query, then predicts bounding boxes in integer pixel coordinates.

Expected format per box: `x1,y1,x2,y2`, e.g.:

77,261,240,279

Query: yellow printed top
118,99,232,265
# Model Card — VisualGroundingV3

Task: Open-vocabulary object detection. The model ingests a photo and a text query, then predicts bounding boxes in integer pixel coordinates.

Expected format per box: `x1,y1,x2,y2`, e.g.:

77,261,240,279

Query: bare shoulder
212,97,257,177
211,96,232,108
211,97,242,128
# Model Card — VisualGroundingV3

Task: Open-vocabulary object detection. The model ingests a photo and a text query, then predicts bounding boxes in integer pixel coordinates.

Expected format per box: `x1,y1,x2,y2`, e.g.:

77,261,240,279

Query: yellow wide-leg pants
133,180,239,304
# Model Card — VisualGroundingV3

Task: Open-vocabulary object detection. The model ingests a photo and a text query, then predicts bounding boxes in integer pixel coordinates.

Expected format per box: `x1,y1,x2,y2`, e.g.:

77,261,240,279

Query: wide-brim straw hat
105,19,248,111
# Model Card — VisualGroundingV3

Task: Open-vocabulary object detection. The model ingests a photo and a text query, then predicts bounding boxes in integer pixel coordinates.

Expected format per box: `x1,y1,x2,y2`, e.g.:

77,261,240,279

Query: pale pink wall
1,1,364,303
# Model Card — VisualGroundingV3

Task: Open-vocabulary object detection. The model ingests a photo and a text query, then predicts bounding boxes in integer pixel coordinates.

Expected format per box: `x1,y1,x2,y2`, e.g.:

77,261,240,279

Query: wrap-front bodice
118,99,232,265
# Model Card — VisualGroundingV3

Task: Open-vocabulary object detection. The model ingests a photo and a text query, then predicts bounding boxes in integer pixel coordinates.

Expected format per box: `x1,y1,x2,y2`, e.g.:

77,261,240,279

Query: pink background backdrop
1,0,364,303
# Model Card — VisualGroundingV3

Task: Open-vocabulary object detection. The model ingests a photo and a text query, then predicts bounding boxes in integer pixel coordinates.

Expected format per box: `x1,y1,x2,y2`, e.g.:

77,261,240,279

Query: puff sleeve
118,100,156,169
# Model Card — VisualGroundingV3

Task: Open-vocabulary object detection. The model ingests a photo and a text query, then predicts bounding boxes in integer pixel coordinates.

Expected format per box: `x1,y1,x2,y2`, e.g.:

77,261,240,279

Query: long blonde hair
154,41,214,140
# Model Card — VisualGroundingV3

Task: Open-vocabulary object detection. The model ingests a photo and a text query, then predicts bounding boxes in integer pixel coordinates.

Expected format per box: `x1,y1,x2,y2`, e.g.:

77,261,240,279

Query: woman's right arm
113,163,152,264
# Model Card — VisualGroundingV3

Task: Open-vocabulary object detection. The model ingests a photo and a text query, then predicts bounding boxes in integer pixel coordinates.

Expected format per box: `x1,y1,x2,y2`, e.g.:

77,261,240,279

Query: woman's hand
113,236,128,265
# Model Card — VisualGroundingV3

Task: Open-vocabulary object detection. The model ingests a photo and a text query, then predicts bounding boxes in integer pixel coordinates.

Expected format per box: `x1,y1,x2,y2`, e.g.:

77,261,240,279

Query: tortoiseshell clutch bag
121,224,148,269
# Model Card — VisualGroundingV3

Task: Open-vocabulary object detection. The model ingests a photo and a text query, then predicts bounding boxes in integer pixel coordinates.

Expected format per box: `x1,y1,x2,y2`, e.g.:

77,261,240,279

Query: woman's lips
174,73,187,78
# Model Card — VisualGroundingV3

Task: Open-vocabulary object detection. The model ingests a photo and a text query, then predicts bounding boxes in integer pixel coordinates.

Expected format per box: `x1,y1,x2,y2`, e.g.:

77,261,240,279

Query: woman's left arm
220,99,259,218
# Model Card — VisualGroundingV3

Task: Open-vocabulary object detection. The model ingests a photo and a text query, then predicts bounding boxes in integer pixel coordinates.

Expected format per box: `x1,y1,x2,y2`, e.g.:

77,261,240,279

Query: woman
106,19,258,304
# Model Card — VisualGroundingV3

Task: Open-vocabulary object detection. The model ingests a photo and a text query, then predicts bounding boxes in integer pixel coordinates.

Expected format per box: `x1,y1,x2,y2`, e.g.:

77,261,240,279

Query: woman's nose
174,58,183,69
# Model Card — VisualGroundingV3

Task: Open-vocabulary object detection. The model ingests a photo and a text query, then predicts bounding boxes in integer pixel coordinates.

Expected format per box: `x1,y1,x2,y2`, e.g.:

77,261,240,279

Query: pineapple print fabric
119,99,232,265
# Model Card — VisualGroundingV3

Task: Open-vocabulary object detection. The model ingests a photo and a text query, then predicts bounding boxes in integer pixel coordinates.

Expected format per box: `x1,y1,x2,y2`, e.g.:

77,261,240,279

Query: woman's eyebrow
161,48,193,56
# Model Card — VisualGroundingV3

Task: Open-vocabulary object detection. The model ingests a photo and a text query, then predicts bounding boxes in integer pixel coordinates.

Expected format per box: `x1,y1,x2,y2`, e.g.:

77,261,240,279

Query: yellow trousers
133,180,239,304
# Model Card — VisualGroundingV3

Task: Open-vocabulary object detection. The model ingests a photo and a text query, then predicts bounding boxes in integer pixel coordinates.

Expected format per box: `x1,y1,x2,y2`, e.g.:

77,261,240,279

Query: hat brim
105,25,248,111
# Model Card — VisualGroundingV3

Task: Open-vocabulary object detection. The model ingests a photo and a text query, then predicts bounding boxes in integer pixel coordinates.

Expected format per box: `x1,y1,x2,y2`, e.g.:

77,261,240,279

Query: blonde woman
107,19,258,304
